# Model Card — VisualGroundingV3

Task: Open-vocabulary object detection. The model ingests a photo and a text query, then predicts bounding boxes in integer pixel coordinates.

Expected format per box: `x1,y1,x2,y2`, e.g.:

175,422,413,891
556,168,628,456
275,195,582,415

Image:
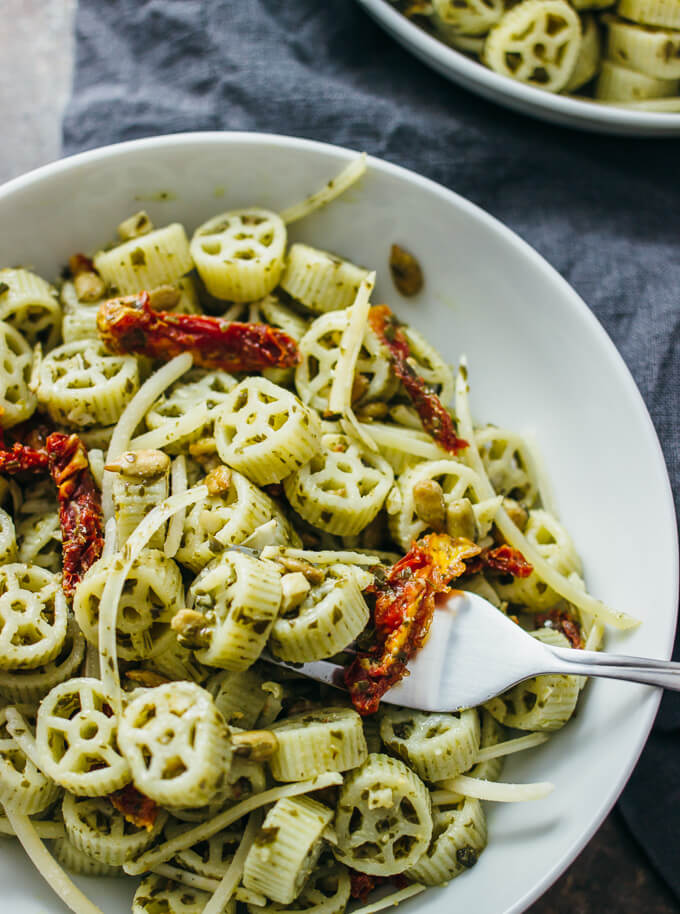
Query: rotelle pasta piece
405,797,487,885
595,57,679,99
431,0,505,38
242,796,333,903
118,681,232,808
333,753,433,875
604,15,680,79
62,793,167,865
280,243,371,314
368,305,467,454
0,320,37,428
0,563,67,670
190,208,287,301
483,0,583,93
268,708,368,781
94,222,194,295
0,267,61,348
344,533,481,715
617,0,680,27
564,14,602,92
379,708,481,783
97,291,299,372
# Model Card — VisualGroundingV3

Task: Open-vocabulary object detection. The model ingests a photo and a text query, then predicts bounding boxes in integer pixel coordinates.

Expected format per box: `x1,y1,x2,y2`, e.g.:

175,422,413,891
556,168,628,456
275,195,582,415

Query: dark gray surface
61,0,680,904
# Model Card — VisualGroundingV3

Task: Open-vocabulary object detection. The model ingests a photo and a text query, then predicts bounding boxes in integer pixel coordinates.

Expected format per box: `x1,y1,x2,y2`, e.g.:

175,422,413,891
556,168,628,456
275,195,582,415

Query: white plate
0,133,676,913
356,0,680,136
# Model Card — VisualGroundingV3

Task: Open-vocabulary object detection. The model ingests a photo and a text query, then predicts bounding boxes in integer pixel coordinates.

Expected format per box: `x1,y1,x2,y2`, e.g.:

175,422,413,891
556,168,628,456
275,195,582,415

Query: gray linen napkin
62,0,680,895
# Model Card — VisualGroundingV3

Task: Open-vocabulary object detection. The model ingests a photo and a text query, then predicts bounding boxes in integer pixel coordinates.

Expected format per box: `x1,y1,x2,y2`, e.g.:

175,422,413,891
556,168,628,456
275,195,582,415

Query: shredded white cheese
164,455,188,558
280,153,367,225
103,352,193,519
98,484,208,711
202,812,261,914
433,775,554,803
473,732,549,763
261,546,381,566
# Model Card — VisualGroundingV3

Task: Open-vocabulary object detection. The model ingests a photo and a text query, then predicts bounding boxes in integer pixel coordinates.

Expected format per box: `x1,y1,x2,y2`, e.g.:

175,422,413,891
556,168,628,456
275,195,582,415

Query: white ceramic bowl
356,0,680,136
0,133,676,913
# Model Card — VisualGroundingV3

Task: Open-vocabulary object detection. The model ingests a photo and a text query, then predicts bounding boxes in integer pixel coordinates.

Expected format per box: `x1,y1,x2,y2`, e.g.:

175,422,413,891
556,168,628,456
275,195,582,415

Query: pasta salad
0,155,636,914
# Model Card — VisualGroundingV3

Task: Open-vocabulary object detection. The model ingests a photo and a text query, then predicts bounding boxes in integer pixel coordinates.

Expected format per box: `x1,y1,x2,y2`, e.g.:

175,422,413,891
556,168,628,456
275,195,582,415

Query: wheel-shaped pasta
401,326,455,406
34,339,140,428
485,630,580,730
16,512,61,574
386,459,484,551
405,797,487,885
184,552,282,671
0,564,67,671
475,426,539,505
176,470,275,572
190,208,287,301
0,319,36,428
333,753,433,875
283,431,394,536
133,874,217,914
52,837,123,878
214,377,322,486
595,57,679,100
60,279,105,343
494,509,582,609
258,296,310,341
0,508,17,565
269,565,369,662
94,222,193,295
118,682,231,807
36,677,131,795
0,618,85,704
62,793,168,865
108,450,171,549
269,708,367,782
247,859,351,914
605,15,680,79
379,709,480,783
145,637,210,686
432,0,505,37
483,0,582,93
243,796,333,904
74,550,184,662
617,0,680,28
170,824,244,877
145,369,237,454
295,310,398,412
206,666,269,728
0,706,61,814
280,243,371,314
565,13,601,91
0,268,61,348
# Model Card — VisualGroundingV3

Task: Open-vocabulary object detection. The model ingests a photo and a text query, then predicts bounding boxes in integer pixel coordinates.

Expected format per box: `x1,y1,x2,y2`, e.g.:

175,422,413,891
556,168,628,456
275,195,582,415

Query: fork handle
546,645,680,690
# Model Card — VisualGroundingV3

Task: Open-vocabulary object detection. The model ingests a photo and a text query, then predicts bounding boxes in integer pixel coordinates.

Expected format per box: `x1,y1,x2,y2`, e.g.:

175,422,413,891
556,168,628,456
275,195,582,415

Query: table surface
0,2,677,912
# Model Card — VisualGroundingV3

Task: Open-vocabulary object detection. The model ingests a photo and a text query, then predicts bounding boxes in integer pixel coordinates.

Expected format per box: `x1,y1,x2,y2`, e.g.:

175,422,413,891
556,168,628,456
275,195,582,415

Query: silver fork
263,591,680,712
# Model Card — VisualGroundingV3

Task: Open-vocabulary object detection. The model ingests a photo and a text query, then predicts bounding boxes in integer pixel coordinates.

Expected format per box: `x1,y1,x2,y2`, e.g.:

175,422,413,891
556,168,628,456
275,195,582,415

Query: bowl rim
355,0,680,135
0,130,677,911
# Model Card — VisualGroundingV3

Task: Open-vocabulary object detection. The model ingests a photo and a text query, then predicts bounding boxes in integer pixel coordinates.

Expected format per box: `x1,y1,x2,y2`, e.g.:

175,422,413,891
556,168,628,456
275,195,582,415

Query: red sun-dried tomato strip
0,442,49,476
344,532,481,715
46,433,104,600
483,544,533,578
97,291,299,372
109,783,160,831
535,608,583,649
368,304,467,455
349,871,410,902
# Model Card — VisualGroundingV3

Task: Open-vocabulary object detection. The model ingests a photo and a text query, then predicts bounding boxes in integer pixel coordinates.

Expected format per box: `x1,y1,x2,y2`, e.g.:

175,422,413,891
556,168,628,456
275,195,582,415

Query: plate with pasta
0,133,675,914
356,0,680,135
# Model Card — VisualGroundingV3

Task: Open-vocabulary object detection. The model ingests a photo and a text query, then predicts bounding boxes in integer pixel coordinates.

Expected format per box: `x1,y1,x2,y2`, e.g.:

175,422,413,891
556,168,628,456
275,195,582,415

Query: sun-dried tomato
368,305,467,454
344,533,481,715
46,433,104,600
109,783,159,831
535,608,583,649
0,442,49,476
97,291,299,372
349,871,411,901
482,544,533,578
